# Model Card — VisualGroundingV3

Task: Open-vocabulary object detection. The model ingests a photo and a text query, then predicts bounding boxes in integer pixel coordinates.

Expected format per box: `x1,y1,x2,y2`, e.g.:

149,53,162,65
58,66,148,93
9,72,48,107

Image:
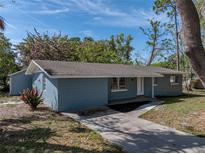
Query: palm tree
0,16,5,30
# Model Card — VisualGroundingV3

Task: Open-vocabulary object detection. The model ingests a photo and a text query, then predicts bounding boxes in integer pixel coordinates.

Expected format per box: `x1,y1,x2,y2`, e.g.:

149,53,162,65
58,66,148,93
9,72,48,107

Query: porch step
108,96,153,106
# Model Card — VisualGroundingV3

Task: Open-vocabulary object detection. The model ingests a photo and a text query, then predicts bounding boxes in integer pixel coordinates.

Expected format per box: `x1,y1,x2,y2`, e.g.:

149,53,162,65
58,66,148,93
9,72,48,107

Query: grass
140,89,205,137
0,103,122,152
0,91,20,104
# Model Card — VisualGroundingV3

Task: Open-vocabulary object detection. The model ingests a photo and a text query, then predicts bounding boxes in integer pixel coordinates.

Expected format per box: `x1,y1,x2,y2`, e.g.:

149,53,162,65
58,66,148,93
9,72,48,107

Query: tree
152,53,190,70
83,37,94,42
108,33,134,64
78,40,121,64
197,0,205,27
16,30,79,65
0,33,18,90
0,17,4,30
193,0,205,48
16,30,134,65
140,19,172,66
153,0,180,70
176,0,205,87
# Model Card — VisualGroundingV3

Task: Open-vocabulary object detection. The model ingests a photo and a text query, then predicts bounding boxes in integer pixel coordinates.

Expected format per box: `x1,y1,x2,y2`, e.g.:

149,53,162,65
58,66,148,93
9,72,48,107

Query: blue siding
57,78,108,112
144,77,152,97
32,72,58,111
30,74,182,112
155,75,183,96
108,76,183,100
108,78,137,101
10,70,32,96
32,73,43,92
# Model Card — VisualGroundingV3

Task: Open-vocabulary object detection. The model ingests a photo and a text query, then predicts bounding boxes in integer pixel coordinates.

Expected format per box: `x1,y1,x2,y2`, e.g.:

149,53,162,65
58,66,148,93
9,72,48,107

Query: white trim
111,77,127,91
137,77,144,95
8,69,26,76
170,75,179,85
50,75,164,79
111,89,128,92
152,77,155,98
171,83,179,85
25,60,52,78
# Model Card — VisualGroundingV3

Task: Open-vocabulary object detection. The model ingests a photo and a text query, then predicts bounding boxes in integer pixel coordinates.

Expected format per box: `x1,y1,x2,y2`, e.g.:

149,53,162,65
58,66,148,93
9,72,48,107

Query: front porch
108,77,155,103
108,96,154,106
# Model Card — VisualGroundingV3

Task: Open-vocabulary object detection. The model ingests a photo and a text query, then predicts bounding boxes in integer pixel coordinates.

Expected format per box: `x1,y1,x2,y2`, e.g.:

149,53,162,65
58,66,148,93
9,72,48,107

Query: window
119,78,126,89
111,78,118,90
170,75,179,84
111,78,127,92
154,78,158,86
42,76,46,91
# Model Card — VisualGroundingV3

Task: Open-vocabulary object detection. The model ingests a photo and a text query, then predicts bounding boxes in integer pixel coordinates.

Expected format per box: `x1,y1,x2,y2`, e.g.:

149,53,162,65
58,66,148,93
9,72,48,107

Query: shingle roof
26,60,184,78
138,66,185,75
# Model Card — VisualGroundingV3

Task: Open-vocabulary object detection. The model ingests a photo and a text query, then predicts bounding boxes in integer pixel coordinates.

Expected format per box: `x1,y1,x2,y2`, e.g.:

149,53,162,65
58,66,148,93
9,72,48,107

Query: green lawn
0,102,122,152
141,89,205,137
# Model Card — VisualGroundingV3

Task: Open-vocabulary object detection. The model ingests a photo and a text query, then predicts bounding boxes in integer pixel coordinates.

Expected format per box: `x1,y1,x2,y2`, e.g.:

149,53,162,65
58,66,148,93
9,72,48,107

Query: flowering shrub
20,88,43,111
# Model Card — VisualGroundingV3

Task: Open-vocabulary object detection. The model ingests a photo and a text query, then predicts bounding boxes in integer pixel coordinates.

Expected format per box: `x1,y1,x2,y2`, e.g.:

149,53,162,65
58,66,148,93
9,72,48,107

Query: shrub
20,88,43,111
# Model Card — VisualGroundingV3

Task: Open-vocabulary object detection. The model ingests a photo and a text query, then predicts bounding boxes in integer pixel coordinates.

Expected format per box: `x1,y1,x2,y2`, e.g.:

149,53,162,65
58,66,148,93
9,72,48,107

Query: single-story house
10,60,184,112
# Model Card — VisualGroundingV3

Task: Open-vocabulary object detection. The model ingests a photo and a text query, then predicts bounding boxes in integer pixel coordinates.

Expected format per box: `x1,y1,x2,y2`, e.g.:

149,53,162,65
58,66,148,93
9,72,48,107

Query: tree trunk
176,0,205,87
146,47,155,66
174,6,180,71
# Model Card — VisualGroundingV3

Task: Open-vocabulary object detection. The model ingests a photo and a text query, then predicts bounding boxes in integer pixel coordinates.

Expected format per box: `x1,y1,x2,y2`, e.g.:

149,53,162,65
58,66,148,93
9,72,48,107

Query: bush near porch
141,89,205,137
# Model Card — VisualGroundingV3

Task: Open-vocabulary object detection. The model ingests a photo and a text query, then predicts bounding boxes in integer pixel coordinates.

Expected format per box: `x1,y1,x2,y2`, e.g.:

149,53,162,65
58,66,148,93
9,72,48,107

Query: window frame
111,77,127,92
154,77,158,86
170,75,179,85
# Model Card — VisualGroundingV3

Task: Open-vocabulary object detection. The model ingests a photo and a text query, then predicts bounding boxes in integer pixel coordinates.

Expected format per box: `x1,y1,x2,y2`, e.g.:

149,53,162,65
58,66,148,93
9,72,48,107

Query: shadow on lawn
156,93,205,105
0,127,101,152
0,108,121,153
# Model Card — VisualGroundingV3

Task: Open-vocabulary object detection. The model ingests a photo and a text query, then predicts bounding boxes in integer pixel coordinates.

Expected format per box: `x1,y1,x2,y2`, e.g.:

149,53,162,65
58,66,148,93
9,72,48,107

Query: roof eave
8,69,26,77
49,74,164,79
25,60,52,78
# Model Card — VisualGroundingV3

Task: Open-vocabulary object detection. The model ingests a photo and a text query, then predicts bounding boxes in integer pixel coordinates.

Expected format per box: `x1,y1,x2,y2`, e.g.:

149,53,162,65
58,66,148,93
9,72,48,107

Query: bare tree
176,0,205,87
140,19,172,66
153,0,180,70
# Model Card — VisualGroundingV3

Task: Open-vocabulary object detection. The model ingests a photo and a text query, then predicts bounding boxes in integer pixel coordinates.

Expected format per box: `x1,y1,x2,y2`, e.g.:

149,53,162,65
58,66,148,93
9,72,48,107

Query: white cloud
92,9,167,28
71,0,126,17
136,9,168,22
31,8,69,15
62,0,167,28
80,30,95,37
5,21,17,30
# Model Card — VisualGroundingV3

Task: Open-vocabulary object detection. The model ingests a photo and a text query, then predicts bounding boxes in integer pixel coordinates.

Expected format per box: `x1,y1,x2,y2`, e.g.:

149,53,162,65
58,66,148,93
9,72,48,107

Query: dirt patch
183,110,205,134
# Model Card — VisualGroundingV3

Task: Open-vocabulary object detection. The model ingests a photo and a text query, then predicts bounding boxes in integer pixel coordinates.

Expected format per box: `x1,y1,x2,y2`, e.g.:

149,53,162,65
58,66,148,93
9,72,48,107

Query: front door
137,77,144,95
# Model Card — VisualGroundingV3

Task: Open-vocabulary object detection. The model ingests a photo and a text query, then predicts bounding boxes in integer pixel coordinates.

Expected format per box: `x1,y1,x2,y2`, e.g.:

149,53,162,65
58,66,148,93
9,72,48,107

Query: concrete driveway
63,102,205,153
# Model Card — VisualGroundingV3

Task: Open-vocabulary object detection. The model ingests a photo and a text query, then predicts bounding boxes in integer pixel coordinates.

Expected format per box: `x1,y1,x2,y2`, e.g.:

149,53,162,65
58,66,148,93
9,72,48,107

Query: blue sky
0,0,167,60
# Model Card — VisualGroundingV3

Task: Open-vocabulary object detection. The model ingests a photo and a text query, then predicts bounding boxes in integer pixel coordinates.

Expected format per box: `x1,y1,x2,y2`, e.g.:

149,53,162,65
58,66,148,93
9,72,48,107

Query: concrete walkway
63,102,205,153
